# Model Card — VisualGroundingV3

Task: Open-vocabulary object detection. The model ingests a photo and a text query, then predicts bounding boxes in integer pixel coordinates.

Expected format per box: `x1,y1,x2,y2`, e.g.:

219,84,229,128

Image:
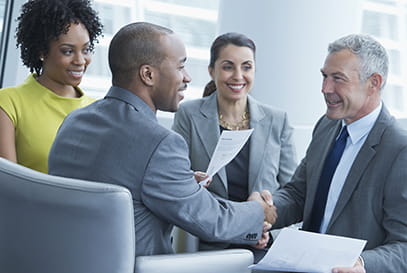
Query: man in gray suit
271,34,407,272
48,22,276,258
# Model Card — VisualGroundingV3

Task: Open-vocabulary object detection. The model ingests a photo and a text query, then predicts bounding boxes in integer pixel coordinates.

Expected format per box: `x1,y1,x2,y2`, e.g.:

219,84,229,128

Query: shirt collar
105,86,157,122
342,101,382,145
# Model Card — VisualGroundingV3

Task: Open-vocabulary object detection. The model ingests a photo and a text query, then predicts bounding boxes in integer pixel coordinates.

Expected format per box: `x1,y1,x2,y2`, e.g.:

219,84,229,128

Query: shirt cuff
266,231,274,248
358,256,365,267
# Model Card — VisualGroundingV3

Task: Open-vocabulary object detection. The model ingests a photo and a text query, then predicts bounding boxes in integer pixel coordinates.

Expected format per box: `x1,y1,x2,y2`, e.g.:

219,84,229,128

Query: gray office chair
135,249,254,273
0,158,135,273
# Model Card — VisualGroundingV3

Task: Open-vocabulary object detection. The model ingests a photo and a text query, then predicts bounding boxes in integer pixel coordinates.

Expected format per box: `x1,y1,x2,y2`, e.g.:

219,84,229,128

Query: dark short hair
16,0,103,74
108,22,173,87
203,32,256,97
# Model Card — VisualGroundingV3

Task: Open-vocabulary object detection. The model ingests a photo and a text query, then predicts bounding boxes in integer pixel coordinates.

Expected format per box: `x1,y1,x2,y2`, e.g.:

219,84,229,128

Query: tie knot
338,126,349,141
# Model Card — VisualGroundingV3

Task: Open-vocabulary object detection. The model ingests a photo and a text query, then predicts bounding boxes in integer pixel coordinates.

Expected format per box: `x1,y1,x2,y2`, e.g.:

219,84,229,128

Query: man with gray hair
270,34,407,272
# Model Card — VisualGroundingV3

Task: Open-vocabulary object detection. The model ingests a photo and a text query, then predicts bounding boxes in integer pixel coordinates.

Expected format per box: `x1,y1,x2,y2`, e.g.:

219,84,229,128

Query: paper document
250,228,366,273
199,129,253,186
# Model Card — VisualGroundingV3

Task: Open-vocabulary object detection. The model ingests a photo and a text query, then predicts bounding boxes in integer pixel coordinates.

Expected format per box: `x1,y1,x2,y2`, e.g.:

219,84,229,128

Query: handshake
194,172,276,249
248,190,276,249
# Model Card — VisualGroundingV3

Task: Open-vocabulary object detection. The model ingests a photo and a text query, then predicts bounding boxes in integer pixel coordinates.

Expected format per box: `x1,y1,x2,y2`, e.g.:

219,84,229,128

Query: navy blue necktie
306,126,349,233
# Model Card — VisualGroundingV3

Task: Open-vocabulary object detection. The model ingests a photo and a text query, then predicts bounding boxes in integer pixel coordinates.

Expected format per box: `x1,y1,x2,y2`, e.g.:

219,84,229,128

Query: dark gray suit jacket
48,86,264,258
273,105,407,272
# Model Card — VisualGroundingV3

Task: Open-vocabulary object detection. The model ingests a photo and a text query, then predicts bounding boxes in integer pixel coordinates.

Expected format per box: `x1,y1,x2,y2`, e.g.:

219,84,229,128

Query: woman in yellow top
0,0,102,173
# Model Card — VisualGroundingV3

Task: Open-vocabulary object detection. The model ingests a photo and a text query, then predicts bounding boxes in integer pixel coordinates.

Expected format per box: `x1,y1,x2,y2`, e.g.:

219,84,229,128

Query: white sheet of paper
250,228,367,273
199,129,253,186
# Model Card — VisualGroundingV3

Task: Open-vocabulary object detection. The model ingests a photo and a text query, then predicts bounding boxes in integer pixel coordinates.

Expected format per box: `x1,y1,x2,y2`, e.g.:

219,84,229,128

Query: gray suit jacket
172,92,297,198
48,86,264,258
273,105,407,272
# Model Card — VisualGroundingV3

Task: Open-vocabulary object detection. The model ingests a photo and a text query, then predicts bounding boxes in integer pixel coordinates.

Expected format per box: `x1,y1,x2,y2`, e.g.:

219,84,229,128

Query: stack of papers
250,228,366,273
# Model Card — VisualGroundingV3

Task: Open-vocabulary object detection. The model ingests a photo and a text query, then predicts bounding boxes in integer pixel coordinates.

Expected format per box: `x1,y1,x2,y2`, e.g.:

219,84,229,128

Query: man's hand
248,190,277,225
332,257,365,273
193,171,211,187
260,189,273,206
252,221,272,249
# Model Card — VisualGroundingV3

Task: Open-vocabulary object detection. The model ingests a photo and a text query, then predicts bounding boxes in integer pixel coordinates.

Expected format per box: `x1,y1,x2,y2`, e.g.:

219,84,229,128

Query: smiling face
39,22,92,96
320,49,381,124
209,44,255,103
151,34,191,112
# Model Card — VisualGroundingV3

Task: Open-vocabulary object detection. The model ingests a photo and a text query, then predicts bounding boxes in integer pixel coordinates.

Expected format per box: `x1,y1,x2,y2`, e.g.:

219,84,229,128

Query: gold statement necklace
219,110,250,130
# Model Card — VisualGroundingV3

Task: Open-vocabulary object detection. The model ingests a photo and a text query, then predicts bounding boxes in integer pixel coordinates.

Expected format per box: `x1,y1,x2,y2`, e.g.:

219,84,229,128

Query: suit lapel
191,93,228,190
303,122,342,223
192,95,219,158
326,107,391,231
247,96,269,192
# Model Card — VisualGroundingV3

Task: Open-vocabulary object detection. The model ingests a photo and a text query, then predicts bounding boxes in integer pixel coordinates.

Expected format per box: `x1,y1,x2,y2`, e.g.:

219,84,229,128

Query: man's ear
368,73,383,94
139,64,155,86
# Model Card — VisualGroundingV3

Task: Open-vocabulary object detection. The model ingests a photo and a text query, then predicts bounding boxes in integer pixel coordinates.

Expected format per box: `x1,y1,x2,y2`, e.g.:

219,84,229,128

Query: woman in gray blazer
172,32,297,262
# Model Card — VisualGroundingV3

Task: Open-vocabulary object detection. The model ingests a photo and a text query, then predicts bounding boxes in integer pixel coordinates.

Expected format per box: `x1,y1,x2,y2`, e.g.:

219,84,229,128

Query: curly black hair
16,0,103,74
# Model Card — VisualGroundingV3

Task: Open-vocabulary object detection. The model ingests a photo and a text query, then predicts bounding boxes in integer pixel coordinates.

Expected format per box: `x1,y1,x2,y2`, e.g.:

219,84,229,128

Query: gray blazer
172,92,297,198
273,105,407,272
48,86,265,258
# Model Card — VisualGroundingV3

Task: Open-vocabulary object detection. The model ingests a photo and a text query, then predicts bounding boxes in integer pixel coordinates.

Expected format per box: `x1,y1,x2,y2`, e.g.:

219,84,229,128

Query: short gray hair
328,34,389,90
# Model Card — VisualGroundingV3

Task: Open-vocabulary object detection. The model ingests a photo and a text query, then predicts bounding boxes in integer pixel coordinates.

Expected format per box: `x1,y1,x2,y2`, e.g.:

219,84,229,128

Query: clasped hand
194,173,277,249
248,190,276,249
194,173,277,226
248,190,276,225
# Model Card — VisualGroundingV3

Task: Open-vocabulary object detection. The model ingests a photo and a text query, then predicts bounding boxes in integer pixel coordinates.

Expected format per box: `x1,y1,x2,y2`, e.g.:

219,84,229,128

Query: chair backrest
135,249,254,273
0,158,135,273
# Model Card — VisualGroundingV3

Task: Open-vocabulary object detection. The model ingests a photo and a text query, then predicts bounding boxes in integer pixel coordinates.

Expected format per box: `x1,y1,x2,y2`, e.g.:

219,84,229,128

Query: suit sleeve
140,132,264,244
272,157,307,228
272,116,326,228
362,145,407,273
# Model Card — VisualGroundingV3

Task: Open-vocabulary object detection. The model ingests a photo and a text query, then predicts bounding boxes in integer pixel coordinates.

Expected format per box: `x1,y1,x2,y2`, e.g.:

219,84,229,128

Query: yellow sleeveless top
0,74,96,173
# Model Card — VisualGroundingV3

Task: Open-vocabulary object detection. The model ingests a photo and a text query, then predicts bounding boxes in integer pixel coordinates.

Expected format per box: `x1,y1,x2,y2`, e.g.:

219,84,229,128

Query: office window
144,10,216,48
0,0,9,86
362,0,407,117
161,0,218,9
94,2,133,36
362,10,398,40
384,84,405,113
369,0,398,4
388,49,401,76
81,0,219,101
86,46,110,78
0,1,4,38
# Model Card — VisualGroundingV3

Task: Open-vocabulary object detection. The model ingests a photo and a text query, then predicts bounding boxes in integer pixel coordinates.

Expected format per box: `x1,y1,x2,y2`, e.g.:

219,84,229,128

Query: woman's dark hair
203,32,256,97
16,0,103,74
